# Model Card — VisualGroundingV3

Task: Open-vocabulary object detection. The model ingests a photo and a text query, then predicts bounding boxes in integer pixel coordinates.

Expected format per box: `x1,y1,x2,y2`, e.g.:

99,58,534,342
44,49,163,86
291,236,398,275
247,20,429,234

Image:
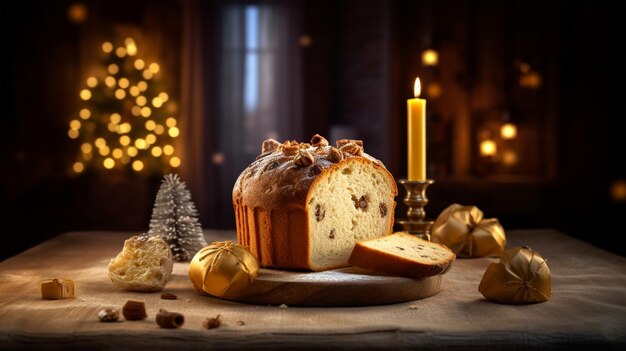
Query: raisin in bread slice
233,135,397,271
348,232,455,279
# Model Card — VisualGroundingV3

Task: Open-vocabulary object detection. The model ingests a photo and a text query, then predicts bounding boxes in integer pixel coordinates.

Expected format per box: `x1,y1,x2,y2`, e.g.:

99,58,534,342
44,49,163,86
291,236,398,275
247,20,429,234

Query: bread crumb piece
409,304,419,310
278,304,288,309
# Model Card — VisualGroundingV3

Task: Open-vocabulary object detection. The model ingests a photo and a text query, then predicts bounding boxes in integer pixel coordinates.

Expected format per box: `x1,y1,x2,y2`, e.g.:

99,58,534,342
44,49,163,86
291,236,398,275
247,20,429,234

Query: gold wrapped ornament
431,204,506,257
188,241,260,297
479,246,551,304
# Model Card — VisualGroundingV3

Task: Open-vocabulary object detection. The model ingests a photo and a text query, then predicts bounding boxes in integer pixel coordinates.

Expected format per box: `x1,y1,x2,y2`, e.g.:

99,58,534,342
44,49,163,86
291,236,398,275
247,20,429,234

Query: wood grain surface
220,267,443,306
1,230,625,350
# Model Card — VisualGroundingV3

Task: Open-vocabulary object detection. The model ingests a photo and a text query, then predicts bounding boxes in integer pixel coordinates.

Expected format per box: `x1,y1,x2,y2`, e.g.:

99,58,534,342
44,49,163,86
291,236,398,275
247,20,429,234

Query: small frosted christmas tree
148,174,207,261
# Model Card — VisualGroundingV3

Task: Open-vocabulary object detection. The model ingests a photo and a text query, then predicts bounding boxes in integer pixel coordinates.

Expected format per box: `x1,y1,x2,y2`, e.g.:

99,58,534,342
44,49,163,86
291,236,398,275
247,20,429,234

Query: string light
68,129,79,139
72,39,178,174
135,138,147,149
168,127,180,137
136,96,147,106
107,64,119,75
421,49,439,66
79,108,91,119
151,146,163,157
163,145,174,155
80,89,91,100
134,59,145,70
86,77,98,88
149,63,160,74
69,119,81,130
145,133,156,144
131,106,142,116
103,158,115,169
104,76,116,87
145,120,156,130
99,145,110,155
73,162,85,173
115,89,126,99
480,140,497,157
119,135,131,146
141,107,152,117
110,113,121,124
500,123,517,139
127,146,138,157
95,138,106,148
80,143,92,154
152,97,163,108
102,42,113,53
116,47,127,58
112,148,123,159
129,86,140,96
169,156,181,168
125,38,137,56
118,78,129,89
132,160,144,171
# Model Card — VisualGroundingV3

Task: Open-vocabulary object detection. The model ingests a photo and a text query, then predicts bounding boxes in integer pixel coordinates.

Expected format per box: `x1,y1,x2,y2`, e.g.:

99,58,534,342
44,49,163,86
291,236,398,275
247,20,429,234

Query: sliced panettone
233,135,398,271
348,232,456,279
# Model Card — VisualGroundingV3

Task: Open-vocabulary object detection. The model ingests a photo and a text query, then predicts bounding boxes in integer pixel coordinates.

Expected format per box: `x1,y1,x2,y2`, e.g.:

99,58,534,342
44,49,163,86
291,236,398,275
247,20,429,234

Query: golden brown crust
233,137,397,271
348,233,455,279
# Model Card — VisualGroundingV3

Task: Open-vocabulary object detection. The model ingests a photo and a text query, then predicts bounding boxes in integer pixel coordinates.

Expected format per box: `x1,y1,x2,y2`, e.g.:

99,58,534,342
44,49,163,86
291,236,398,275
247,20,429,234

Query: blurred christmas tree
68,38,181,174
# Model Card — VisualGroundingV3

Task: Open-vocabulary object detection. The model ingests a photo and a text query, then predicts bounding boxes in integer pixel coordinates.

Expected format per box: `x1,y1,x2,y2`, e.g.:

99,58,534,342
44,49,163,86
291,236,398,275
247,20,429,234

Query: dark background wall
1,1,624,260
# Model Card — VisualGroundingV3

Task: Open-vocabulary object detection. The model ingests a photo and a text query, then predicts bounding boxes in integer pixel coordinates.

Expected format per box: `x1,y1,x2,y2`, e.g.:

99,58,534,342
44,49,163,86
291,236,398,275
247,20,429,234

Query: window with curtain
216,3,302,226
179,2,302,228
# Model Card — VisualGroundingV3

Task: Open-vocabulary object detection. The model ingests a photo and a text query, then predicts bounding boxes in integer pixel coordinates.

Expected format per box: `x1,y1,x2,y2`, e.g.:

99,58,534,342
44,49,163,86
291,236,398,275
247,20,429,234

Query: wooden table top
1,229,625,350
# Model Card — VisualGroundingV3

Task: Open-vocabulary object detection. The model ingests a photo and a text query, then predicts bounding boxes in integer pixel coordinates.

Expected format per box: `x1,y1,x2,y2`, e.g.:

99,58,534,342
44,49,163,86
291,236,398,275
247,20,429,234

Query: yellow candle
408,77,426,180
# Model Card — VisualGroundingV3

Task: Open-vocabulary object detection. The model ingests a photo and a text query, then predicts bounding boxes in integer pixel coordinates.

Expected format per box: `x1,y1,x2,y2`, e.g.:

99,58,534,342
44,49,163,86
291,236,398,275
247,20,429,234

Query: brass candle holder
395,179,435,241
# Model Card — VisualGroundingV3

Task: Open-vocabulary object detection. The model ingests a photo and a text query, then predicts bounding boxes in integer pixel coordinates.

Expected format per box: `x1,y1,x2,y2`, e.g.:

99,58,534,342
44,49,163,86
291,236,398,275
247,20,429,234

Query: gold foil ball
188,241,260,297
479,246,551,304
431,204,506,257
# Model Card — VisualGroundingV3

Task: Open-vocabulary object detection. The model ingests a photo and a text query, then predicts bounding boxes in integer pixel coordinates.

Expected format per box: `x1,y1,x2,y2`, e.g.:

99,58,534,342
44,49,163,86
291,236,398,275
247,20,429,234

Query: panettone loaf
348,232,456,279
233,135,397,271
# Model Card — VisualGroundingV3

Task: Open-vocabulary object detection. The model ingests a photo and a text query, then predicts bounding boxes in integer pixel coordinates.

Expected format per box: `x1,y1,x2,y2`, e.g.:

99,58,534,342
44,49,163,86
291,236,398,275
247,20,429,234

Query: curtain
181,2,302,229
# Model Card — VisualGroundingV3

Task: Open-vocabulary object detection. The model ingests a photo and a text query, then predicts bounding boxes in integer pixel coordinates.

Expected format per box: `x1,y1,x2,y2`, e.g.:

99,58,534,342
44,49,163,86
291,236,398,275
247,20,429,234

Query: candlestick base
396,179,435,241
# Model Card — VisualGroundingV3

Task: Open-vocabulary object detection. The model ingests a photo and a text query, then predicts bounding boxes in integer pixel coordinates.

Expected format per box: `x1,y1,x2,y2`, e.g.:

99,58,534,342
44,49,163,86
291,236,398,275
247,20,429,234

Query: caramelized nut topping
315,204,325,221
327,147,343,163
294,149,315,167
262,139,280,153
336,139,363,148
310,134,329,147
339,142,363,156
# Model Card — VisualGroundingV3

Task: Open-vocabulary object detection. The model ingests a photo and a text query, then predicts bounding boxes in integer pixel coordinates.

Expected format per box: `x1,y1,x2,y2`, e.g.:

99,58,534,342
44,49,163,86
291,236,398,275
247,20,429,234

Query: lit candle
408,77,426,180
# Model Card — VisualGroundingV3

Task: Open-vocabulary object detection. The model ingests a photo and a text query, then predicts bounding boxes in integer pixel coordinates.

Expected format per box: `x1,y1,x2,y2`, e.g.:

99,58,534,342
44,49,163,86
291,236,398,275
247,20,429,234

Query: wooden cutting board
220,267,443,307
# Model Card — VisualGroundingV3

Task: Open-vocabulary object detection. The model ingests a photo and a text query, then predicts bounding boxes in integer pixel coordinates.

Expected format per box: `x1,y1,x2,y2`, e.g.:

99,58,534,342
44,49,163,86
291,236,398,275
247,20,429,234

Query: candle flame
414,78,421,98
